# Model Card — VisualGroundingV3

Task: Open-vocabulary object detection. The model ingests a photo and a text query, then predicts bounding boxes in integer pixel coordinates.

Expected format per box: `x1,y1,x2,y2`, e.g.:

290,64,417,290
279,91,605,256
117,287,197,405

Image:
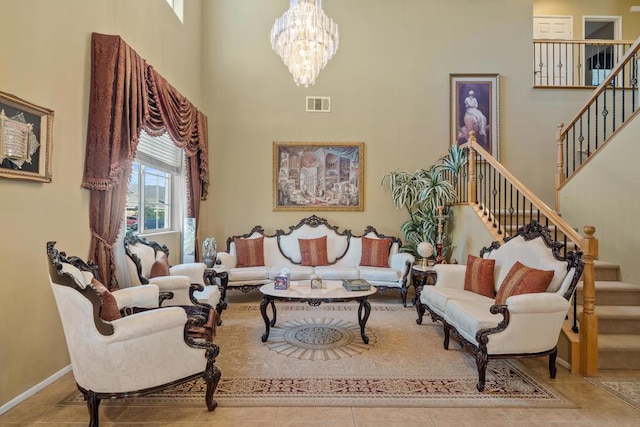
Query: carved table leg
269,300,277,326
357,297,371,344
416,302,425,325
260,296,276,342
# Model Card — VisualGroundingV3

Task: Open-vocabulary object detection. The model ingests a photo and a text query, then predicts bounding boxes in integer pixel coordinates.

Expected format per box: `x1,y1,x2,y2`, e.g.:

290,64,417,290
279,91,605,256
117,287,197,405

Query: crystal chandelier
270,0,339,87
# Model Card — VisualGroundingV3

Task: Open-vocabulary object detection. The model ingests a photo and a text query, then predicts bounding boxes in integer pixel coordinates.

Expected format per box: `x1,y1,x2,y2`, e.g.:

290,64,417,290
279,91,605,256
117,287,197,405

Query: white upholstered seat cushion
421,286,491,316
229,266,270,282
314,266,359,280
268,265,314,280
358,266,401,282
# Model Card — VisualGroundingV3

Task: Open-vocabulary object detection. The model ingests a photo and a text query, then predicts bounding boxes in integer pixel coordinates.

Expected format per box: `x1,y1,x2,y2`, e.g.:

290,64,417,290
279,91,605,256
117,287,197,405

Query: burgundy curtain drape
82,33,209,289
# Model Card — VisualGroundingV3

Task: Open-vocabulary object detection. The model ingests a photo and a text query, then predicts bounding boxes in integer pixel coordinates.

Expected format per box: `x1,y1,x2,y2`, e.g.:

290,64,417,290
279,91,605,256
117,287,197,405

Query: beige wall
200,0,590,249
0,0,202,408
534,0,640,40
560,114,640,284
1,0,636,410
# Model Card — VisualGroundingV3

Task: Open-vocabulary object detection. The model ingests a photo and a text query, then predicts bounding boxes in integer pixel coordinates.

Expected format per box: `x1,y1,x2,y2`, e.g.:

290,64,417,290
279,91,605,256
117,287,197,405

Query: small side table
411,264,437,305
204,267,229,313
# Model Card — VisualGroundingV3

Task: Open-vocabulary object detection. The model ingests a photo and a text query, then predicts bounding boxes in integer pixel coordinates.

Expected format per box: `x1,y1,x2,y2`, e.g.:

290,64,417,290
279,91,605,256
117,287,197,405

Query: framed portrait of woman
449,74,499,160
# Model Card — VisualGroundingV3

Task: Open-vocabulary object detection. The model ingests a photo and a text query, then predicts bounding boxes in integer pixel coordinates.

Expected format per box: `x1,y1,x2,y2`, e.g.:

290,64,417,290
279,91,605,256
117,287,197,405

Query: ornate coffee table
259,280,377,344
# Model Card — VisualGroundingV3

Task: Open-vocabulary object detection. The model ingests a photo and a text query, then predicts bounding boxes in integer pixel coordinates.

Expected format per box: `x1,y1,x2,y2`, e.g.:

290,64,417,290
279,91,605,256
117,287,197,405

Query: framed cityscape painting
450,73,500,160
273,141,364,211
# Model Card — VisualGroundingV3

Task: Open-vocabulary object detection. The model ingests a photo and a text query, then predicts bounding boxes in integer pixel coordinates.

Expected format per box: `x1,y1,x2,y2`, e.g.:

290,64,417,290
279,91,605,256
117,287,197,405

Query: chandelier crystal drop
270,0,339,87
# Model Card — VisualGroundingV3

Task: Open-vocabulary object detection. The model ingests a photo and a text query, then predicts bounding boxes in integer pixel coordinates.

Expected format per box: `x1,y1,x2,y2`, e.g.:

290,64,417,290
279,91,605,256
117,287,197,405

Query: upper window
166,0,184,23
126,131,183,234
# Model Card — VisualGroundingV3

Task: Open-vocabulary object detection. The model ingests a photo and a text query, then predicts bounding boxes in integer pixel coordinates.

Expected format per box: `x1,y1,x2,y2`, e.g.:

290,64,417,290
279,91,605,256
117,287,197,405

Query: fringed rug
59,302,576,408
585,376,640,411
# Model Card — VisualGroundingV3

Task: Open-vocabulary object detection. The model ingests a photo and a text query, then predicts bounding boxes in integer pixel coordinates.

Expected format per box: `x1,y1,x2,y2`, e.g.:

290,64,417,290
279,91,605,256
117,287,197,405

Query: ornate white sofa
416,222,584,391
216,215,415,305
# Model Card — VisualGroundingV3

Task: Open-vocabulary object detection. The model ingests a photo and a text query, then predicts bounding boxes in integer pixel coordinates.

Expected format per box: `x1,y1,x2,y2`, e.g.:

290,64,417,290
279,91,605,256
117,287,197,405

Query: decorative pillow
235,237,265,267
149,252,170,278
464,254,496,298
299,236,329,266
360,237,392,267
495,261,554,305
90,278,121,322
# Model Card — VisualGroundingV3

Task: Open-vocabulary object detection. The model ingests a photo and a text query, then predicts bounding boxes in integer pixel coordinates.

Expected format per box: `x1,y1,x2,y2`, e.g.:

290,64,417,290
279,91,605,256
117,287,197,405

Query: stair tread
577,280,639,290
593,260,622,269
598,334,640,350
594,305,640,318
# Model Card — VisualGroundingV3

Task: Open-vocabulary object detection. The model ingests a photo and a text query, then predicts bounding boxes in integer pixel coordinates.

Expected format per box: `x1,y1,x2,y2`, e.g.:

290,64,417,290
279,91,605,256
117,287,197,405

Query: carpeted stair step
598,334,640,370
590,261,621,281
593,305,640,334
576,281,640,306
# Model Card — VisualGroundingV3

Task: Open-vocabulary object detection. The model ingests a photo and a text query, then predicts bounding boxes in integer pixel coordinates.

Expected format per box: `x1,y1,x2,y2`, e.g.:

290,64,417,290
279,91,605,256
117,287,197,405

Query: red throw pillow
149,252,171,278
464,254,496,298
495,261,554,305
235,237,265,267
90,278,121,322
299,236,329,266
360,237,392,267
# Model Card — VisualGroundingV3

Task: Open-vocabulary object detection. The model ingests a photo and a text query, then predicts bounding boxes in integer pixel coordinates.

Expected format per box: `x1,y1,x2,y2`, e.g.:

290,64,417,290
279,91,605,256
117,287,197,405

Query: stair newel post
579,225,599,376
555,122,565,213
468,132,477,204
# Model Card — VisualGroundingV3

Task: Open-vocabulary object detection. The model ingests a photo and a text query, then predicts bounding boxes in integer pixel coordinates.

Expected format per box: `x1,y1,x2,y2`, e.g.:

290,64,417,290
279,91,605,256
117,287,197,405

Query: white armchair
46,241,221,427
123,232,223,321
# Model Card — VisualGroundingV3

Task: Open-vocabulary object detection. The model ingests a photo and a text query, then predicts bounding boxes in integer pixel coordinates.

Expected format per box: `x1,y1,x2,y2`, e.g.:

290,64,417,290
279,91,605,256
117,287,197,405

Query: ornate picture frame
0,91,54,182
450,73,499,160
273,141,364,211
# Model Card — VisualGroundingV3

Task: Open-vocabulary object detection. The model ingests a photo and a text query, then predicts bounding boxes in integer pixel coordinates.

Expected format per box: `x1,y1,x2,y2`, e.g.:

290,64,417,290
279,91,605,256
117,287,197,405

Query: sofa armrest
506,292,570,314
170,263,206,286
113,285,160,309
216,252,237,269
389,252,415,274
109,306,187,344
432,264,466,288
478,293,571,355
148,275,193,306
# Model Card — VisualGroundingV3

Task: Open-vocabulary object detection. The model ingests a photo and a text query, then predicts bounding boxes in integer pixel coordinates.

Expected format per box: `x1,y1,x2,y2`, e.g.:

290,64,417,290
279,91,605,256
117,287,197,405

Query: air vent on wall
306,96,331,112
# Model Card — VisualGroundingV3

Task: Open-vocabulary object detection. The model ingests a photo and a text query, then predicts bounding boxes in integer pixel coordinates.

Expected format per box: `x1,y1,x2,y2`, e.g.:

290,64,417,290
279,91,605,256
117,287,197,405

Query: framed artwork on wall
450,73,499,160
273,141,364,211
0,91,54,182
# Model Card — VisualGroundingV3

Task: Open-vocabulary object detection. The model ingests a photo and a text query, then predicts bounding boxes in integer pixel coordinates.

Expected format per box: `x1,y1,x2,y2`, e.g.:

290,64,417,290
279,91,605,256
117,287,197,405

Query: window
126,131,183,234
165,0,184,23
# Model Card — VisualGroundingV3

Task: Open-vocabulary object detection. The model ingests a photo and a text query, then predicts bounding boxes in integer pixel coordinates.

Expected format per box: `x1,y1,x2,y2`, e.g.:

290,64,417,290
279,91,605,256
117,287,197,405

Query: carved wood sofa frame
220,215,415,306
416,222,584,392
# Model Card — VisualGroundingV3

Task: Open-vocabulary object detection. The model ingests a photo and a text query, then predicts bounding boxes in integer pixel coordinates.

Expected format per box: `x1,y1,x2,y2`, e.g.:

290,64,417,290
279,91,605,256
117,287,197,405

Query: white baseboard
557,357,571,371
0,365,72,415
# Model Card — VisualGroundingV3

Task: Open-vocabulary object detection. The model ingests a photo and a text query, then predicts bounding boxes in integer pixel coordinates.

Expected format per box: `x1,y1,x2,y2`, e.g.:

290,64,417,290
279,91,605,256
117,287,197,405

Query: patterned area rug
585,377,640,411
59,302,576,408
264,317,376,360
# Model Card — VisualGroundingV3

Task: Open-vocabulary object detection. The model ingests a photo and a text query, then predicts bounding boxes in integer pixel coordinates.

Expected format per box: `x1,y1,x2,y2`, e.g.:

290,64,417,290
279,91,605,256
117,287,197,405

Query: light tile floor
2,292,640,426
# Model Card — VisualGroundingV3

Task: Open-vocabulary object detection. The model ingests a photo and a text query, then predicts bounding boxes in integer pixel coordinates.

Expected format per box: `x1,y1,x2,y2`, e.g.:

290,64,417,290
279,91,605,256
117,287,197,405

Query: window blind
136,130,182,172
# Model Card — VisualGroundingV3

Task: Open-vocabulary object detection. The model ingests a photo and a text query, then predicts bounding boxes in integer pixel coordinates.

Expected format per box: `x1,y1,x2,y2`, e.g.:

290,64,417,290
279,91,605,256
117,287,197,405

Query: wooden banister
467,133,582,244
560,36,640,137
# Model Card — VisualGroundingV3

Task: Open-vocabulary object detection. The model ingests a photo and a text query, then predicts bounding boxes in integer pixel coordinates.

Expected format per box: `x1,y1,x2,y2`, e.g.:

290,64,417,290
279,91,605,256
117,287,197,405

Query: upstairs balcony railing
556,37,640,204
533,39,634,88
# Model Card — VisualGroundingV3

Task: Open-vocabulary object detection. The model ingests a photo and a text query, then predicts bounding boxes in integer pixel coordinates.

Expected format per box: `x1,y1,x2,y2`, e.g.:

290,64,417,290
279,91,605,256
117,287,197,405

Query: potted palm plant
382,145,467,260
